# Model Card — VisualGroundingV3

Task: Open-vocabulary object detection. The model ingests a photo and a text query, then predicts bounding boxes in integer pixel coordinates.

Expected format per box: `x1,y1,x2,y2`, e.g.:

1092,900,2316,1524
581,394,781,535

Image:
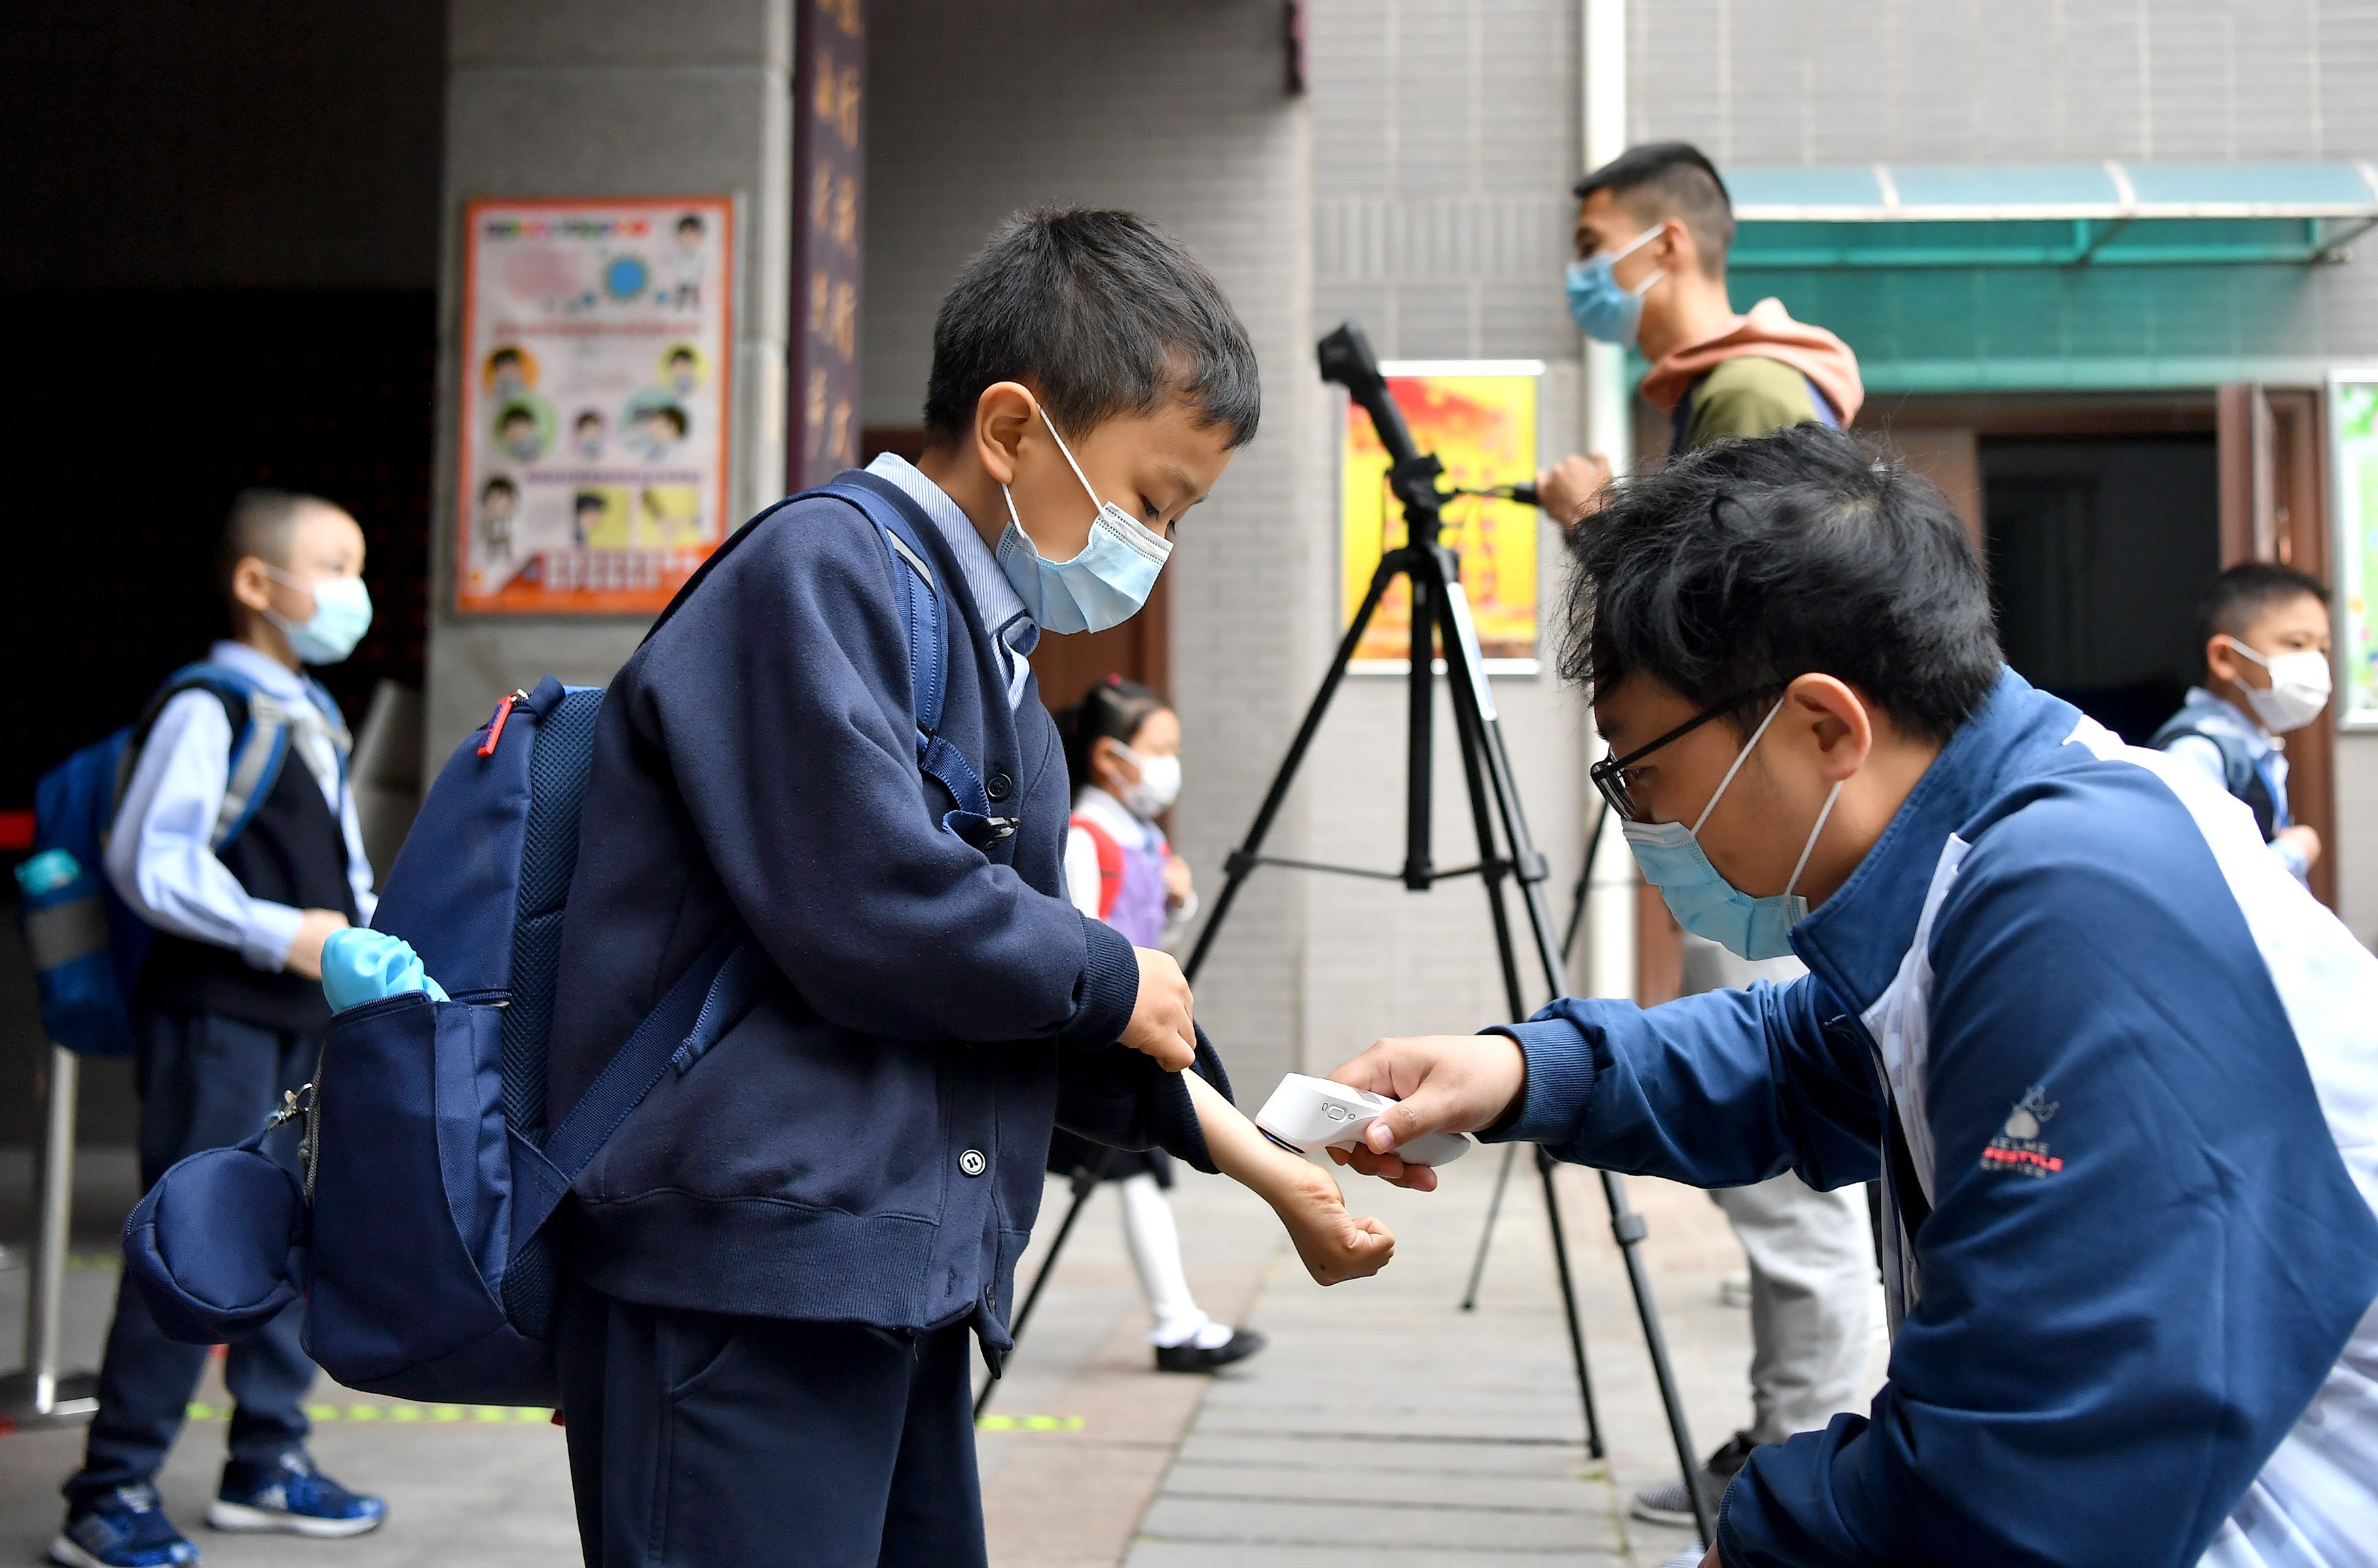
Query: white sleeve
106,691,303,972
1062,826,1105,919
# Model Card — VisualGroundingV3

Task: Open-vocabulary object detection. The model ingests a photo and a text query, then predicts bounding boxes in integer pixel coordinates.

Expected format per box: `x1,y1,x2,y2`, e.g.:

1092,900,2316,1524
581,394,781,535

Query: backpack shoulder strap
1069,813,1125,919
2151,718,2276,838
128,663,292,852
801,479,1004,839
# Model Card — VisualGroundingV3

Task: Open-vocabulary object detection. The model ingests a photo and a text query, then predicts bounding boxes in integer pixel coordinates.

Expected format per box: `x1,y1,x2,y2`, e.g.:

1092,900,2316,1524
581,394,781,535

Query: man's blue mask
1565,224,1666,346
996,404,1173,636
1620,697,1843,961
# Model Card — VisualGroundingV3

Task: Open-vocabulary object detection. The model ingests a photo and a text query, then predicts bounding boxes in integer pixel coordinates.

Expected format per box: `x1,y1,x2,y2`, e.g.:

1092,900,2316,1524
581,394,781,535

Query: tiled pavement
0,1144,1880,1567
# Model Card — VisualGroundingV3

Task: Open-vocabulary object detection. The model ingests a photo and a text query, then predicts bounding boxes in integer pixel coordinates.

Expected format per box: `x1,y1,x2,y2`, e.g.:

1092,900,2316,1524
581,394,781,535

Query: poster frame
455,193,737,617
1342,358,1548,677
2328,368,2378,731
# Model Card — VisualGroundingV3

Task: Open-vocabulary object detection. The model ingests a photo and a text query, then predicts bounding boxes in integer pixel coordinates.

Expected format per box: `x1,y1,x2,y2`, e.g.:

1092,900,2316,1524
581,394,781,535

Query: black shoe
1629,1429,1761,1527
1154,1328,1266,1373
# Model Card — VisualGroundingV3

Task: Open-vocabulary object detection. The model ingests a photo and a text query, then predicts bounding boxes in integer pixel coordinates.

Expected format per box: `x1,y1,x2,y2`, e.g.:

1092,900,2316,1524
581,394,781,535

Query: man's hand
1537,453,1614,531
285,908,351,981
1323,1034,1527,1191
1120,946,1196,1071
2279,823,2323,870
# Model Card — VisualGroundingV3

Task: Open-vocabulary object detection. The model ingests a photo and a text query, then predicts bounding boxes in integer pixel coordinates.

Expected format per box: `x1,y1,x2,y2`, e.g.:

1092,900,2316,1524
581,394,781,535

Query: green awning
1727,162,2378,269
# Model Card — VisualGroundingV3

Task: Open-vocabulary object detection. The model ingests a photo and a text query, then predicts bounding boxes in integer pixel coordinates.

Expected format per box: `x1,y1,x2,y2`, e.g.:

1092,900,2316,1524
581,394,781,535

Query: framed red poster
456,196,735,614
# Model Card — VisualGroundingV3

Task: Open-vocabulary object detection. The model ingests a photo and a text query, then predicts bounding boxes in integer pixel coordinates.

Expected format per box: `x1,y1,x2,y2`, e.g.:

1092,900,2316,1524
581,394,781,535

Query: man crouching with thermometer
1327,424,2378,1568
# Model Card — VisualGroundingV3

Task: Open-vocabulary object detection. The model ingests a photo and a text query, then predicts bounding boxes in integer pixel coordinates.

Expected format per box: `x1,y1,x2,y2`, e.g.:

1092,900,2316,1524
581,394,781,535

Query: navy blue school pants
555,1281,987,1568
67,1009,318,1506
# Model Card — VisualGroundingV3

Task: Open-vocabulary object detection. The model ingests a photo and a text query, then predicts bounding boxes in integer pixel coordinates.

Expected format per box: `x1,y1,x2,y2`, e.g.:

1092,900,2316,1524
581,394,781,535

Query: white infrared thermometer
1254,1073,1474,1167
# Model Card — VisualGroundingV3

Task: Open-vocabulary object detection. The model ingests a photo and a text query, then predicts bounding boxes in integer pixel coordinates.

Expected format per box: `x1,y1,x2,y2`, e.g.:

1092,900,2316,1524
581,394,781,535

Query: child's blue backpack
123,478,995,1406
14,663,322,1057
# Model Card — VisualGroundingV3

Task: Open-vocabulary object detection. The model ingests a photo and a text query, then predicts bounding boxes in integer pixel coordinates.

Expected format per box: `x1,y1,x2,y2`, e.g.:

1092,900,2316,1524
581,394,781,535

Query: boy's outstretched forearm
1182,1070,1393,1285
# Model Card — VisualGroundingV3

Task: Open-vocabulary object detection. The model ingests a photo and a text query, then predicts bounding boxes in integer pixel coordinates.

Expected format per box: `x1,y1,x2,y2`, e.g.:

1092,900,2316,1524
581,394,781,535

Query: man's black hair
2197,560,2329,662
1573,142,1734,278
1563,424,2001,744
923,207,1260,448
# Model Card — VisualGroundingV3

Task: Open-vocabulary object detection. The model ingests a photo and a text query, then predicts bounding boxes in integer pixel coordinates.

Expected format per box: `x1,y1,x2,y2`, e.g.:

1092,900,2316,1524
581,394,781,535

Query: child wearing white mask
2151,561,2333,883
1050,675,1260,1372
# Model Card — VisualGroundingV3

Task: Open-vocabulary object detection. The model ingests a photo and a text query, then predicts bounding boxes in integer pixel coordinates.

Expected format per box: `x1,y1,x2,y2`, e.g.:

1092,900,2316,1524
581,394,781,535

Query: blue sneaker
51,1484,198,1568
205,1453,384,1538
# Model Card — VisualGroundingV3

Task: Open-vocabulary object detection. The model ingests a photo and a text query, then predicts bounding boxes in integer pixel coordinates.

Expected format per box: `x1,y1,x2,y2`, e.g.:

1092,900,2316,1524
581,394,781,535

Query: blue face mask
996,405,1174,635
262,568,373,666
1565,224,1667,346
1620,698,1843,961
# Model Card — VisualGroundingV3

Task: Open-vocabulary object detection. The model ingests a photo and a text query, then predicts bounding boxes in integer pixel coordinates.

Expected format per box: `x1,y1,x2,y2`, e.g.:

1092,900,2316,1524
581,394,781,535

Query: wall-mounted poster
1341,361,1541,668
457,196,734,614
2331,371,2378,729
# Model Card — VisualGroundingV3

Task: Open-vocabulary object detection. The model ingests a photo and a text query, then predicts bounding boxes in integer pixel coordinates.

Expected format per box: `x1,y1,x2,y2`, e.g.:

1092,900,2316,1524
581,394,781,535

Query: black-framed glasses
1590,685,1783,824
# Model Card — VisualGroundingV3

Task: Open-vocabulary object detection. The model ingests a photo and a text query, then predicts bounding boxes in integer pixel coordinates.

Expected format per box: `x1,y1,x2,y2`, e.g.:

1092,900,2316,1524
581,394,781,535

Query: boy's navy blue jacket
1490,671,2378,1566
545,474,1221,1356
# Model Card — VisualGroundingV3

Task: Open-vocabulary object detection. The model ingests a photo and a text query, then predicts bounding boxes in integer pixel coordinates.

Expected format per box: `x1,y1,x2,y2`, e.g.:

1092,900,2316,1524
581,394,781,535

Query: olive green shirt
1679,355,1829,452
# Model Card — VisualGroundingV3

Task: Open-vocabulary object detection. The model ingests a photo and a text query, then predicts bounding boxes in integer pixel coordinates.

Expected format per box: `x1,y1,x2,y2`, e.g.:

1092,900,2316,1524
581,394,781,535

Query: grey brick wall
1302,0,1600,1049
864,0,1323,1088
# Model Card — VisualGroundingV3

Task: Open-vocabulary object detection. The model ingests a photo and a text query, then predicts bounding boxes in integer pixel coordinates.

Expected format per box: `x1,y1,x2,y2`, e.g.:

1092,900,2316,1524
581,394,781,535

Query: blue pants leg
65,1010,320,1506
555,1282,987,1568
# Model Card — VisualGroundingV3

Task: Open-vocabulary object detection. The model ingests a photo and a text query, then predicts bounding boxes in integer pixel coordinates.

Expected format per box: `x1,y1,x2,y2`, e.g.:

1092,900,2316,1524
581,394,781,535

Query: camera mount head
1318,323,1446,534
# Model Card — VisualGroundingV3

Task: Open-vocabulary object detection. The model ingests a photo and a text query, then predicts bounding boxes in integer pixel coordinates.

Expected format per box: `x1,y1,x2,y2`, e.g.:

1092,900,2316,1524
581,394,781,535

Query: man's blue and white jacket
1491,670,2378,1567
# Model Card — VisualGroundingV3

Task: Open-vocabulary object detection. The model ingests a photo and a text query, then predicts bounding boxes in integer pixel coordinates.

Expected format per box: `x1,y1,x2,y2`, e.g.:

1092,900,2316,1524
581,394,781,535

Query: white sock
1119,1173,1209,1346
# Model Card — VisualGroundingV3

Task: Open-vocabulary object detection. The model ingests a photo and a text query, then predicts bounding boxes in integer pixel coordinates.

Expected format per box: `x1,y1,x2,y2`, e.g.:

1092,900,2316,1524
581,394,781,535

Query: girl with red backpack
1050,676,1260,1372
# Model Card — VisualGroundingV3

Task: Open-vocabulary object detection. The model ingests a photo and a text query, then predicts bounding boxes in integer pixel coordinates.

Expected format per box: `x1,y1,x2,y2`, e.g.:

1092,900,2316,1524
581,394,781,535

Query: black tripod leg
1459,1142,1518,1311
1560,797,1607,965
1603,1168,1714,1543
976,1149,1112,1419
1183,553,1408,983
1435,574,1713,1545
1535,1146,1605,1458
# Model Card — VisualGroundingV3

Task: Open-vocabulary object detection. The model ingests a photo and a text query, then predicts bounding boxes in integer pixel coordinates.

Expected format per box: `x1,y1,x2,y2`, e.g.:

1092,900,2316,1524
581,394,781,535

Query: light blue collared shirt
864,452,1039,709
106,640,377,971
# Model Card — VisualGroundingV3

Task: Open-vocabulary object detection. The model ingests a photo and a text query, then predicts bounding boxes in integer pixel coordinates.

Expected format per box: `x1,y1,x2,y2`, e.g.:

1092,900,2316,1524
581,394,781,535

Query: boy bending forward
545,208,1391,1567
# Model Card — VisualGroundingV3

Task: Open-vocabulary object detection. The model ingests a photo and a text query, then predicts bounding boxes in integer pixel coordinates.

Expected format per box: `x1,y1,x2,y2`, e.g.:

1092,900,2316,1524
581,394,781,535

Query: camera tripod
987,323,1711,1545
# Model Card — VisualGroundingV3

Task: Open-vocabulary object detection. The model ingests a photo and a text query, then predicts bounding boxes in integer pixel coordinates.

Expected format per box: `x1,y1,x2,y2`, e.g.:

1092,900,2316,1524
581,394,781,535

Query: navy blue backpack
124,478,999,1405
15,663,327,1058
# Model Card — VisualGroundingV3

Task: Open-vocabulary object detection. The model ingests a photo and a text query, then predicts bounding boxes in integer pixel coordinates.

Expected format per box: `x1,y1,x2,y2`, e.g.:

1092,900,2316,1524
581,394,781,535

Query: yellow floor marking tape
184,1404,1081,1432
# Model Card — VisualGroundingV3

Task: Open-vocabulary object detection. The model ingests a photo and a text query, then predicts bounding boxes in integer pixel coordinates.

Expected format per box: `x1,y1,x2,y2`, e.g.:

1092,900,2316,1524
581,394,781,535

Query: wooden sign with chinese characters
792,0,865,486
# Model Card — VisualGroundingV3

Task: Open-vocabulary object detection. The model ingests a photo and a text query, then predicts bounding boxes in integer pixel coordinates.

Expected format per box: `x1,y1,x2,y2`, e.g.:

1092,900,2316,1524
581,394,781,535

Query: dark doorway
1981,435,2222,744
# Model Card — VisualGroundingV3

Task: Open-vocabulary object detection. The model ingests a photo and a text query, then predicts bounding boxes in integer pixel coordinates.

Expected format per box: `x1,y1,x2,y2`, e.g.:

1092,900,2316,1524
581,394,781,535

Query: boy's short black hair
574,492,606,515
1573,142,1734,278
217,487,333,600
1564,424,2002,744
2198,560,2329,658
481,476,517,499
923,207,1260,449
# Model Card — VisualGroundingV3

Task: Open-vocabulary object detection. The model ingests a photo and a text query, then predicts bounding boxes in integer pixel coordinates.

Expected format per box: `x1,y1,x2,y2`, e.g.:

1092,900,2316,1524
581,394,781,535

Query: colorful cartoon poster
1341,363,1541,665
457,196,734,614
2331,373,2378,729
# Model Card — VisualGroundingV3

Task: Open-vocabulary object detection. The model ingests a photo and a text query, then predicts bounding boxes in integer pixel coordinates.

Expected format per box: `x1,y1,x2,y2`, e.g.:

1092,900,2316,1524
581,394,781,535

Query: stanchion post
1,1041,99,1424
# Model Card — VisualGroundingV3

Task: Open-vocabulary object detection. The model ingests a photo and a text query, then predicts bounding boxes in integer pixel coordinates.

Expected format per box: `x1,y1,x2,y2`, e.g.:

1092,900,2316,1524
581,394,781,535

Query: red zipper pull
477,689,531,757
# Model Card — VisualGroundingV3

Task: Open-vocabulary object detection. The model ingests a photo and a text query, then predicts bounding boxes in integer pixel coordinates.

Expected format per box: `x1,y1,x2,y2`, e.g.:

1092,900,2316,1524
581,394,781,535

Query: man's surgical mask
1620,699,1842,961
1565,225,1668,347
997,405,1173,635
1112,742,1182,820
2223,637,2332,734
261,566,373,666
